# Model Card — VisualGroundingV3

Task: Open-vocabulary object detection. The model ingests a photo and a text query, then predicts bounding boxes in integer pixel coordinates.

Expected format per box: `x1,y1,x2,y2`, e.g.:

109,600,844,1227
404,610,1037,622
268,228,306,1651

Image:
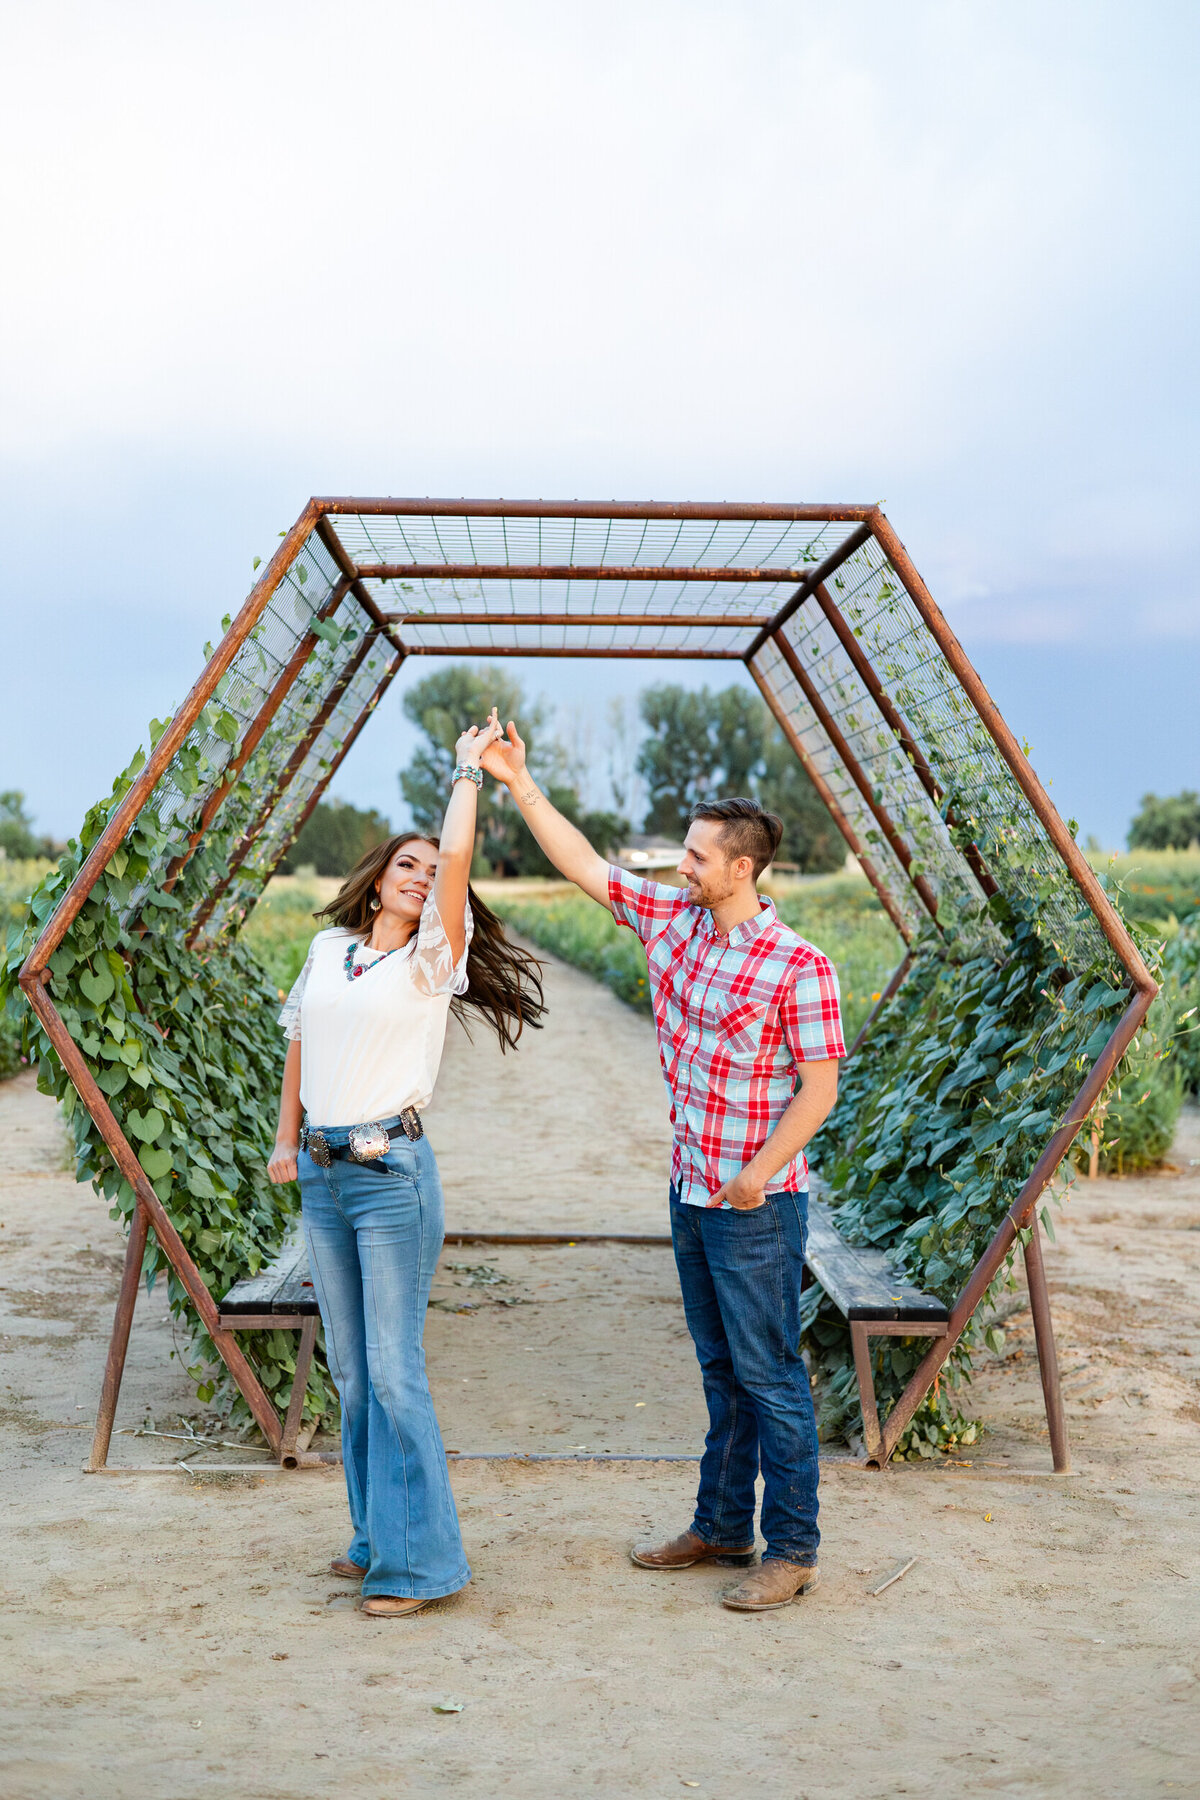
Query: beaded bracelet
452,763,483,788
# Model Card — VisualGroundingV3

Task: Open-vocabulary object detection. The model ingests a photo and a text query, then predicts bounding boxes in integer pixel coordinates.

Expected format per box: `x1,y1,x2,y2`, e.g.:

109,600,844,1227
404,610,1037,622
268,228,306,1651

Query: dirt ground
1,949,1198,1800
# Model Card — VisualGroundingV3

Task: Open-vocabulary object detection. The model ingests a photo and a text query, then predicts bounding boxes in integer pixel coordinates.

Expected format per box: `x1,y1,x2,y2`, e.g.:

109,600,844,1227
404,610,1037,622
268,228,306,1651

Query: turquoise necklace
343,935,405,983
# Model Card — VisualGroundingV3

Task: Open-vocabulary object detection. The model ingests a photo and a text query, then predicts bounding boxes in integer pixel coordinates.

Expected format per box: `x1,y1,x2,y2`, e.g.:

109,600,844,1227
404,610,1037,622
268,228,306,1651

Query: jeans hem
762,1551,818,1568
362,1566,472,1602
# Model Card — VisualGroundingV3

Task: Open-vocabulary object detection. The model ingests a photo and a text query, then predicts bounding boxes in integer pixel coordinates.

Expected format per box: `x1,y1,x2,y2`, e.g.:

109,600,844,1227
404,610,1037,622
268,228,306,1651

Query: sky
1,0,1197,849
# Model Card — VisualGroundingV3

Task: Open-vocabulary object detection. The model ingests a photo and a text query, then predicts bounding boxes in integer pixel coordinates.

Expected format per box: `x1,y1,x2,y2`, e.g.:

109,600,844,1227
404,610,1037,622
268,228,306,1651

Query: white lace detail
412,892,473,997
277,934,325,1041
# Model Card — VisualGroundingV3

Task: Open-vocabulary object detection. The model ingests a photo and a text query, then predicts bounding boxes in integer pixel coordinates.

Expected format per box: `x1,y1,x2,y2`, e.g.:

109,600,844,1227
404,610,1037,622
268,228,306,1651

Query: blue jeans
670,1185,820,1567
298,1129,470,1601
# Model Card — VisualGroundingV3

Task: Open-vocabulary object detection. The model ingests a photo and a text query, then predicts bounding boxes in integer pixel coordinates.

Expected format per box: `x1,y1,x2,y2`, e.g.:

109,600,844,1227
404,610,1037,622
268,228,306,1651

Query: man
480,721,845,1612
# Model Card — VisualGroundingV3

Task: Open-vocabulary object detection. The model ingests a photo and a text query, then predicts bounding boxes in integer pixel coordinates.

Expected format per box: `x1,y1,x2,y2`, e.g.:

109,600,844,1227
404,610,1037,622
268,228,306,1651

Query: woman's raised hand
455,708,504,770
479,720,528,787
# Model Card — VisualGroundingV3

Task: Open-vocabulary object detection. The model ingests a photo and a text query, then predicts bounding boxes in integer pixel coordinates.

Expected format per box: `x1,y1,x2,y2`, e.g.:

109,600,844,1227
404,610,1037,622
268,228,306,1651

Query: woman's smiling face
375,839,438,922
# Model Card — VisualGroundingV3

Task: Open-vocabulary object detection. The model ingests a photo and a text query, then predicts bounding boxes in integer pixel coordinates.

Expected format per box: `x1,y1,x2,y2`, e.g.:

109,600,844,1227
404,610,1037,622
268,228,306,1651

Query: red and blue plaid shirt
609,868,845,1206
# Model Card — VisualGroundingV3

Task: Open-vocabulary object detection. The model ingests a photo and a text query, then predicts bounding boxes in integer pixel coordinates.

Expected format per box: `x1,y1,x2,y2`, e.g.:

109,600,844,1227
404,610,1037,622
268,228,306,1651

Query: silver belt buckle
348,1121,392,1163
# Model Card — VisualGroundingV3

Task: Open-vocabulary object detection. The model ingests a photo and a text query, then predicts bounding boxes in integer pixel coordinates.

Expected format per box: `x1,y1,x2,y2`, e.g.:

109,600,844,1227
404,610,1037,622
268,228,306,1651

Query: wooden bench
219,1210,943,1469
219,1228,323,1467
803,1196,949,1465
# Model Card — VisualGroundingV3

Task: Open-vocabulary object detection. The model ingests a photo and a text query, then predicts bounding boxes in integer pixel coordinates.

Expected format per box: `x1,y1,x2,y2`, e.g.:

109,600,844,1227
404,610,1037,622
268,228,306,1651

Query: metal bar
87,1200,151,1472
161,574,355,892
315,498,878,522
771,631,942,923
1023,1213,1069,1473
850,1322,884,1461
812,583,998,898
443,1231,672,1247
186,631,387,941
868,514,1158,994
279,1315,318,1468
16,976,284,1454
400,645,743,660
847,953,913,1058
876,987,1154,1466
382,612,774,628
358,563,810,583
745,520,876,660
314,517,407,656
19,501,321,981
747,658,913,943
217,1313,308,1330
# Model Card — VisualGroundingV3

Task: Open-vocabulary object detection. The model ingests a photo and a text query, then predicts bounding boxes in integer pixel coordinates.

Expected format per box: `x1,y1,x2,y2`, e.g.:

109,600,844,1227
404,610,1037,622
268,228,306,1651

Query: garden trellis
15,498,1158,1473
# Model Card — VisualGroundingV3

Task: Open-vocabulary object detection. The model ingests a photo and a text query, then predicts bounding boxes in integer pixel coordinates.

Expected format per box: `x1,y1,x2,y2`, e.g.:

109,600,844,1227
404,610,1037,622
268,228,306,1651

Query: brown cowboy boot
359,1595,432,1619
631,1527,756,1570
720,1558,820,1610
330,1557,367,1581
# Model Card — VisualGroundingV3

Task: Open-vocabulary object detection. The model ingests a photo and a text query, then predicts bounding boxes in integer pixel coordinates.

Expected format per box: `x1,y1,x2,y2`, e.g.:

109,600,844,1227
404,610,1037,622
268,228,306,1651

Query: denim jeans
298,1128,470,1601
670,1184,820,1567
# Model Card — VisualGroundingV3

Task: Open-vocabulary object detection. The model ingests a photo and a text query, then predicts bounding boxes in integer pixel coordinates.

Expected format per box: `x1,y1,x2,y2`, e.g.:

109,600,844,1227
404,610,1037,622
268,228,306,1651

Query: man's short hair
689,797,784,879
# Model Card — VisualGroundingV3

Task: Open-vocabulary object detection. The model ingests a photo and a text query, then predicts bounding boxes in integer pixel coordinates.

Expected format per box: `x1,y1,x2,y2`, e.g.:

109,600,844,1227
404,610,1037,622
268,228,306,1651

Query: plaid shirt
609,868,845,1206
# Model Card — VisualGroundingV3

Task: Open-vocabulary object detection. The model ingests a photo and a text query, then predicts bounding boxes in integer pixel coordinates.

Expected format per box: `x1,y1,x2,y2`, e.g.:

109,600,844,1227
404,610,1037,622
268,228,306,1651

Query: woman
267,712,544,1618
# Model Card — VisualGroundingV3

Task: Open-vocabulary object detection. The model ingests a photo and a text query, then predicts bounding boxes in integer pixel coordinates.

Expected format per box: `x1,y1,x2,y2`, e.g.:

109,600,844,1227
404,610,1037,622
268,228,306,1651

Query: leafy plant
1,740,340,1433
806,885,1155,1448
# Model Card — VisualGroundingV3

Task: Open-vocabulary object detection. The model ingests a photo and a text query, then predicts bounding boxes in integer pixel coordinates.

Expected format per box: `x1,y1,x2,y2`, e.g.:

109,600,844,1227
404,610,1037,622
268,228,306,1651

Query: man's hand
706,1168,767,1211
268,1140,299,1185
479,720,530,789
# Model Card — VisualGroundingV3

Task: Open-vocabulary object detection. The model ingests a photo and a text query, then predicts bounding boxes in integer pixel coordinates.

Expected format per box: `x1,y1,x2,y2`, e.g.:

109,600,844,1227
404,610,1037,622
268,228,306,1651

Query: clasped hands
455,709,529,787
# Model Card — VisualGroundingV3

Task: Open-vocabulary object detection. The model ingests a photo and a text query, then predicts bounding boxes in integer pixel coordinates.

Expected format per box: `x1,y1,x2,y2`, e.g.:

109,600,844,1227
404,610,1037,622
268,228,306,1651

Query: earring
370,897,381,912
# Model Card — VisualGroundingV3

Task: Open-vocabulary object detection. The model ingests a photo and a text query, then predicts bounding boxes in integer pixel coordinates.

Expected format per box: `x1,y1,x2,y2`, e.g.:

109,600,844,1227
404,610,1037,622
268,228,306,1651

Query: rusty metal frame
19,497,1156,1477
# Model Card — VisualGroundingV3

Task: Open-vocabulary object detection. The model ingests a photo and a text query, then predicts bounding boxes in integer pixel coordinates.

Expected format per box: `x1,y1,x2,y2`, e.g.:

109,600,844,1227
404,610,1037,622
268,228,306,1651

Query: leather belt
302,1108,423,1169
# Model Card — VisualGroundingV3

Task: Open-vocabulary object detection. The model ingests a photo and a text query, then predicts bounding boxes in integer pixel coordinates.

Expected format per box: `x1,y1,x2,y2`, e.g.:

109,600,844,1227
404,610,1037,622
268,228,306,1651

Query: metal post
279,1316,318,1468
186,630,387,940
18,974,283,1455
87,1200,151,1472
771,631,942,925
1023,1212,1070,1473
878,987,1154,1463
747,657,913,942
811,583,998,897
868,514,1159,992
19,501,321,983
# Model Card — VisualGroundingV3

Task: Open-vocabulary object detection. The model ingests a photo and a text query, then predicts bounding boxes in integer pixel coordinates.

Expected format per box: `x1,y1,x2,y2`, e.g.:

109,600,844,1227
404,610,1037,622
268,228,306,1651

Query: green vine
805,882,1161,1456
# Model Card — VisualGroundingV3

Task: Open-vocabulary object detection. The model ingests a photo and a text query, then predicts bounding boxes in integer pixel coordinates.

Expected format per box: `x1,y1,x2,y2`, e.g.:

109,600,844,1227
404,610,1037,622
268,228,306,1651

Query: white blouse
278,893,472,1128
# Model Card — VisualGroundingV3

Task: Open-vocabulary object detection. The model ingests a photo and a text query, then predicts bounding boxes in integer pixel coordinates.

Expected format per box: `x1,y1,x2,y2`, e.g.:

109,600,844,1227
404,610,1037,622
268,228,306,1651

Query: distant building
614,834,686,872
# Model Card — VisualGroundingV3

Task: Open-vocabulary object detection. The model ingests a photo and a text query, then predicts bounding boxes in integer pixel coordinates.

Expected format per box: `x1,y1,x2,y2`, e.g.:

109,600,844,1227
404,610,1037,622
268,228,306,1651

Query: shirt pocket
712,998,771,1062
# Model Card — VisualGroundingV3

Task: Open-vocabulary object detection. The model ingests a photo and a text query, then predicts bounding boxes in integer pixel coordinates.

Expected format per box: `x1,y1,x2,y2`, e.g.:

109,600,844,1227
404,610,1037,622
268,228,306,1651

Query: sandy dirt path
0,950,1198,1799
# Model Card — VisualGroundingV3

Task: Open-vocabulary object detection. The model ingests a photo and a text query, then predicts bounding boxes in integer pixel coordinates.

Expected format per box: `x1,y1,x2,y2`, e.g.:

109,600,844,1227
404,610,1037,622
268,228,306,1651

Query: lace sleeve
412,892,473,997
278,937,318,1041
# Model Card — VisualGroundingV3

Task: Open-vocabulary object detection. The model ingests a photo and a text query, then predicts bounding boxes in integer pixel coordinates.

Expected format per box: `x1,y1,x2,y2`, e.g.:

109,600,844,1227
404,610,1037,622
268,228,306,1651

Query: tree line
280,665,846,878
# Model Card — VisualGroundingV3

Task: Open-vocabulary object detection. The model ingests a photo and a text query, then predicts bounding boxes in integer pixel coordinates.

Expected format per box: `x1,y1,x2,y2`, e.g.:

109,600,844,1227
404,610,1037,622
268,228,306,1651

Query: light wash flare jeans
298,1126,470,1601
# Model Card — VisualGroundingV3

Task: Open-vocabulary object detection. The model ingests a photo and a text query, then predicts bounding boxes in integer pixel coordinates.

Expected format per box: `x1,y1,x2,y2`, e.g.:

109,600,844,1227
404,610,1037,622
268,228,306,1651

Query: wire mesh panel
752,637,927,939
204,641,397,934
120,531,344,920
820,536,1113,975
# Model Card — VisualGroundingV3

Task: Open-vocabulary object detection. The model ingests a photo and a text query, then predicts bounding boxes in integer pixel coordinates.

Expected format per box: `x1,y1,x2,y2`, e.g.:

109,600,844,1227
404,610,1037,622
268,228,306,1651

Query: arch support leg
1023,1213,1070,1473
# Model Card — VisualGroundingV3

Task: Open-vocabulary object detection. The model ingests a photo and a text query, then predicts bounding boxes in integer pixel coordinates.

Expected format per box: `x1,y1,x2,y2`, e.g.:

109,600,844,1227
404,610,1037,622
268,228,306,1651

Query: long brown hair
314,832,546,1052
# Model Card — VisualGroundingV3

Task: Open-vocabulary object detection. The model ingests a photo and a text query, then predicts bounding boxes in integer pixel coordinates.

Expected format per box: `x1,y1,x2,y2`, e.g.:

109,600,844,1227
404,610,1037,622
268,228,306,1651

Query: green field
489,869,904,1047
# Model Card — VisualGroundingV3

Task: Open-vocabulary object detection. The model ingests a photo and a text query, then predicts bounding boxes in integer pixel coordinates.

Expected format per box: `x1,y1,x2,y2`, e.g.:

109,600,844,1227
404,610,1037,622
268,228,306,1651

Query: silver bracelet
452,763,483,788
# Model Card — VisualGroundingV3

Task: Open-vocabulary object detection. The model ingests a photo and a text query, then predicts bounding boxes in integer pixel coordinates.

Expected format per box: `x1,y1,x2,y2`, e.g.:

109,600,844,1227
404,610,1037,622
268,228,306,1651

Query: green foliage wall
1,739,337,1431
806,888,1151,1452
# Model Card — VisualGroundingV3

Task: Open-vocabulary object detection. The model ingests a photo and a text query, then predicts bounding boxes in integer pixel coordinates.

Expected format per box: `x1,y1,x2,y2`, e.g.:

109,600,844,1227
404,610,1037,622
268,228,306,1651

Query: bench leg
87,1200,151,1473
850,1322,884,1464
279,1316,318,1467
1023,1213,1070,1474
